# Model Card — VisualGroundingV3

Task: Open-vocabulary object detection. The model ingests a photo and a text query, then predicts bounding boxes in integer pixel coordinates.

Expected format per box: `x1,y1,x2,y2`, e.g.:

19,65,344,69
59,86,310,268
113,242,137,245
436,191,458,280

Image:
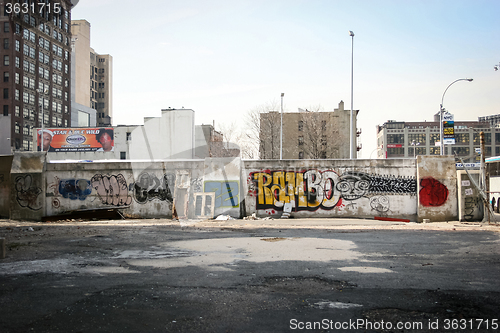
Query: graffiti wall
44,160,206,219
7,153,459,222
244,159,419,219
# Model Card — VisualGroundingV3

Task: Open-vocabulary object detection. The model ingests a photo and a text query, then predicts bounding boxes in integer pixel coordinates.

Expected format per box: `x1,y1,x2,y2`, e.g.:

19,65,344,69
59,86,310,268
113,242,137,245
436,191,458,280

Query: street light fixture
349,30,355,159
439,78,473,155
280,92,284,160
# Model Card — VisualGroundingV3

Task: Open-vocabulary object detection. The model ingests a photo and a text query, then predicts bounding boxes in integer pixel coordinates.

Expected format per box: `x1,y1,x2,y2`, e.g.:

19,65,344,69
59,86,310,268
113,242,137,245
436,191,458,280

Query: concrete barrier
0,238,5,259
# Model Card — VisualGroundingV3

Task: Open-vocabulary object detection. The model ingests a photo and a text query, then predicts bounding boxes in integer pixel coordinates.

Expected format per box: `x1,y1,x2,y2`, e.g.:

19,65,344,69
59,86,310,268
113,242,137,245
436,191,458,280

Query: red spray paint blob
419,177,449,207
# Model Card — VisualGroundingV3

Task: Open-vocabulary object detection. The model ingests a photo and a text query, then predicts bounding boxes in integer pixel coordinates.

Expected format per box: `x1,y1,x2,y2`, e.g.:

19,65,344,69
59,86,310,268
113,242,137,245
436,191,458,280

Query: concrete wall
0,155,13,218
417,156,458,222
9,153,46,221
45,160,206,219
5,153,462,222
243,158,418,220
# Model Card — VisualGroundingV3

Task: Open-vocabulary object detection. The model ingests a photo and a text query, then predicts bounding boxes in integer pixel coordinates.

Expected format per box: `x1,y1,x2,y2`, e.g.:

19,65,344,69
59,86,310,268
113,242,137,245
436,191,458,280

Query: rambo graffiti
250,170,417,212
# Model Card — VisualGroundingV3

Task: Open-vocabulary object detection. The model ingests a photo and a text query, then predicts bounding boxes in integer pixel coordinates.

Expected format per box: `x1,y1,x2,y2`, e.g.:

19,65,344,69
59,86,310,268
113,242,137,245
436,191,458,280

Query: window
3,105,8,116
3,72,8,82
15,105,20,117
321,120,326,131
3,55,9,66
4,22,9,33
320,151,327,159
321,135,327,147
454,147,470,156
387,147,404,156
120,152,126,160
126,132,131,141
299,152,304,159
3,88,8,99
387,134,404,144
298,120,303,131
298,136,304,146
3,38,9,49
429,147,441,155
408,133,426,145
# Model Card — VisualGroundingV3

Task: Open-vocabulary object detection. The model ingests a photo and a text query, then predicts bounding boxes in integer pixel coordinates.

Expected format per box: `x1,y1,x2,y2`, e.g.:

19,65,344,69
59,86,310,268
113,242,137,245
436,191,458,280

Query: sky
71,0,500,159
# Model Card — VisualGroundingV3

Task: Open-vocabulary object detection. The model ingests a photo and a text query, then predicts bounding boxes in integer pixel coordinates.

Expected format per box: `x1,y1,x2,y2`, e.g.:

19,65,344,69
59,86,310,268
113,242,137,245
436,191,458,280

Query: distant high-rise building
0,0,75,154
71,19,112,127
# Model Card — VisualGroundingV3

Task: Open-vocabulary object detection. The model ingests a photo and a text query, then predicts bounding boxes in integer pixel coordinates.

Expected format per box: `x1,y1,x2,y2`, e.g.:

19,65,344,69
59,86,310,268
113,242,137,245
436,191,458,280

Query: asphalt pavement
0,217,499,332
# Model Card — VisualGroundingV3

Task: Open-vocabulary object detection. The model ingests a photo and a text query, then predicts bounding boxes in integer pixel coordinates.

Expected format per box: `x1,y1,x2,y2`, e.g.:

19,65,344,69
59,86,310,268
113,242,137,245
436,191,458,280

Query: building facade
71,19,112,127
0,0,75,154
259,101,359,159
377,116,498,162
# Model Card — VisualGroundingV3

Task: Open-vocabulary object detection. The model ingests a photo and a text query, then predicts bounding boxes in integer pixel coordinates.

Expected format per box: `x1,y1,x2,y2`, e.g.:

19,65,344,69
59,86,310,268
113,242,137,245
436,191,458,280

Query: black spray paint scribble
132,173,175,204
15,174,42,210
367,174,417,195
370,196,390,213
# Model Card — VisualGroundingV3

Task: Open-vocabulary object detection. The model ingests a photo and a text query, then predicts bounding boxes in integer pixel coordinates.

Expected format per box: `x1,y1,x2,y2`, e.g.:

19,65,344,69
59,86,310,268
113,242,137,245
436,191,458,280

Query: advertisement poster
443,112,455,145
37,128,114,152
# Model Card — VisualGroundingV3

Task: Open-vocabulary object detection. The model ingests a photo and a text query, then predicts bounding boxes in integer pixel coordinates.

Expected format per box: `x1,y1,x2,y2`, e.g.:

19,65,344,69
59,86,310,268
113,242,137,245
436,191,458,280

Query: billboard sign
37,128,114,152
443,112,455,145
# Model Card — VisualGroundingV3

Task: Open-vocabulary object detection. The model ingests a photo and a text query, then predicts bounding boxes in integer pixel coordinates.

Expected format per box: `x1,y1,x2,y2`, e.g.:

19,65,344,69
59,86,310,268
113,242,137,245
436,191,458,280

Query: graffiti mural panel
419,177,449,207
14,174,42,210
91,174,132,206
58,179,92,201
204,181,239,208
132,173,175,205
250,169,417,212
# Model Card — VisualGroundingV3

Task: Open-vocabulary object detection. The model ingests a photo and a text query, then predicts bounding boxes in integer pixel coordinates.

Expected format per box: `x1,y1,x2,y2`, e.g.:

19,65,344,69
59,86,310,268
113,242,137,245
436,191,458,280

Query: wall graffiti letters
132,173,175,204
369,174,417,194
419,177,449,207
204,181,239,208
91,174,132,206
14,174,42,210
464,196,483,221
251,170,417,212
59,179,92,201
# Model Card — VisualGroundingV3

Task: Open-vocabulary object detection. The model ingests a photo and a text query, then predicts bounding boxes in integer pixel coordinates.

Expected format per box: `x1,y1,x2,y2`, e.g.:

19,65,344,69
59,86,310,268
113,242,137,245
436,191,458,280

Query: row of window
297,120,328,132
387,133,494,145
388,146,495,157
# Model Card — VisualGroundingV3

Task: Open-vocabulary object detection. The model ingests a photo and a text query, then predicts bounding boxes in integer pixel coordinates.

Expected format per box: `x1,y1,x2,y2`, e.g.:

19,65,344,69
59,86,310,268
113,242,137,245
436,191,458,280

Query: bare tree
245,100,282,159
299,105,340,159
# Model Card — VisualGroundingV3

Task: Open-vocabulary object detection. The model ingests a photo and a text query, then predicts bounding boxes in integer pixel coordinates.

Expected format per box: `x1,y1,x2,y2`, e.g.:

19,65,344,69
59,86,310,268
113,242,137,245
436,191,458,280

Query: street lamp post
439,78,473,156
411,140,420,159
280,92,284,160
349,30,355,159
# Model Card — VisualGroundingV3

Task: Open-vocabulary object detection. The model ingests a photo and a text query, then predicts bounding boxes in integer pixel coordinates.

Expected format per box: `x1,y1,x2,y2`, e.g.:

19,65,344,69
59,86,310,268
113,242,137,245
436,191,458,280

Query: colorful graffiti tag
204,181,239,208
58,179,92,201
419,177,449,207
91,174,132,206
250,170,417,211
